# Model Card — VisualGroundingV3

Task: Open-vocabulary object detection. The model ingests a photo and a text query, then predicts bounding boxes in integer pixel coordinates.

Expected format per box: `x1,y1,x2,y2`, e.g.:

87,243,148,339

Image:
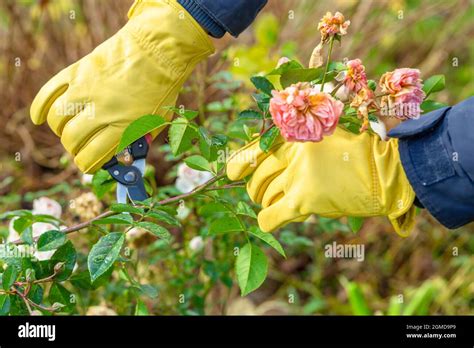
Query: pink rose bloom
379,68,425,119
343,59,368,93
270,82,344,142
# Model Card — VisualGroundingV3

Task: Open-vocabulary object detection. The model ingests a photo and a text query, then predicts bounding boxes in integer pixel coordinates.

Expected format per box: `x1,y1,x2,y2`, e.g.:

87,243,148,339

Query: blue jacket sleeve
388,97,474,229
178,0,267,38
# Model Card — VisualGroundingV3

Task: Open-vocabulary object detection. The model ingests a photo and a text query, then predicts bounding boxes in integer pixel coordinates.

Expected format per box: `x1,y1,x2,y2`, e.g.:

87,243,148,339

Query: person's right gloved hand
30,0,214,173
227,127,417,236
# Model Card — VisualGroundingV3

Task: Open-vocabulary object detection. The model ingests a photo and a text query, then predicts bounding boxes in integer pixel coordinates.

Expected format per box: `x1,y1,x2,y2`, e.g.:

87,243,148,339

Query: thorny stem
320,36,335,92
11,173,231,245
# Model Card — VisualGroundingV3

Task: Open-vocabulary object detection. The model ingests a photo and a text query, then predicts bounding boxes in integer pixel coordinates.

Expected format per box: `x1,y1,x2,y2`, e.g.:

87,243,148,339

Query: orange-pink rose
343,59,368,93
379,68,425,119
270,82,344,142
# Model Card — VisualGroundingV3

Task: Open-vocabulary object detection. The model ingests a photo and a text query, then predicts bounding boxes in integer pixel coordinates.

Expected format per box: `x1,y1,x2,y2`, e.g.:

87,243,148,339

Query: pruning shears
102,135,152,204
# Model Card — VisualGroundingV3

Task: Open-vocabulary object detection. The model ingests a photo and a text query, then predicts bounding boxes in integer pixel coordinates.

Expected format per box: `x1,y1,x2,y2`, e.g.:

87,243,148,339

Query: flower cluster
270,82,343,142
249,11,442,144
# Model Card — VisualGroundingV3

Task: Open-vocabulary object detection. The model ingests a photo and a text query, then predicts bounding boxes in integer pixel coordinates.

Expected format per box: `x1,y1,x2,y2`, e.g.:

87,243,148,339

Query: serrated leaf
267,59,304,76
51,241,77,282
235,242,268,296
169,117,198,156
184,155,212,172
88,233,124,282
37,230,67,251
164,106,199,121
49,283,75,312
252,93,270,114
2,265,18,290
422,75,445,98
209,217,244,235
421,100,448,114
259,127,280,152
110,203,143,215
248,226,286,258
146,210,180,227
238,109,263,120
347,217,364,233
92,213,134,225
280,68,322,88
136,222,171,243
117,114,166,153
250,76,275,95
236,202,257,219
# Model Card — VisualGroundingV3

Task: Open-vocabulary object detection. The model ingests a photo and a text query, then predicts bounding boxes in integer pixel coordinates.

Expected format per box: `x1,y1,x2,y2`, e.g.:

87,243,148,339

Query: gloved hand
31,0,214,173
227,127,417,236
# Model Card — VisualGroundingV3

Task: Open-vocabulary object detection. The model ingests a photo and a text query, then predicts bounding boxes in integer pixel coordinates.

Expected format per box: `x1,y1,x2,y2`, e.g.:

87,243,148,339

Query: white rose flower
32,197,62,218
175,163,213,193
189,236,204,252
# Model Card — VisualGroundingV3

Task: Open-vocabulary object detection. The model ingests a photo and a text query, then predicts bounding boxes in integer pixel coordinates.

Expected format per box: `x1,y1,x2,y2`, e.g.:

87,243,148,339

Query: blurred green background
0,0,473,315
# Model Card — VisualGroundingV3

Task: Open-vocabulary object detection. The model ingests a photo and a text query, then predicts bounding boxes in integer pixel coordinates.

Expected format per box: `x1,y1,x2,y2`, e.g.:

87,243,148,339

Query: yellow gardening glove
30,0,214,173
227,127,417,236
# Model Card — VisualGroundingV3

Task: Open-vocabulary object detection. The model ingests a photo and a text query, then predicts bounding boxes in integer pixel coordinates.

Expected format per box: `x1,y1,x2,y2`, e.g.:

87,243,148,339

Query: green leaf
13,216,32,233
252,93,270,114
164,106,199,121
184,155,212,172
209,217,244,235
0,294,11,316
49,283,75,312
146,210,180,227
280,68,322,88
421,100,448,113
2,265,18,290
92,213,134,225
37,230,67,251
136,222,171,243
51,241,77,282
238,109,263,120
259,127,280,152
169,117,198,156
135,298,149,315
0,209,32,220
117,114,166,153
248,226,286,258
21,226,33,245
342,279,372,315
88,233,125,282
267,59,304,76
347,217,364,233
235,242,268,296
236,202,257,219
198,126,213,160
422,74,445,98
403,282,436,315
250,76,275,95
110,203,143,215
92,170,115,199
138,284,159,299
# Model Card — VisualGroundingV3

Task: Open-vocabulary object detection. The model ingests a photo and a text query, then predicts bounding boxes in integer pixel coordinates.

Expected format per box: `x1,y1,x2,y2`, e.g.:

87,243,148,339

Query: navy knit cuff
178,0,226,38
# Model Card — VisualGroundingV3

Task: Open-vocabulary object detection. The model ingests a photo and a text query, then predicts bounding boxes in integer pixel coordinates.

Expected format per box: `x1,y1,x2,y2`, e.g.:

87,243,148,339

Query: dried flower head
318,11,350,43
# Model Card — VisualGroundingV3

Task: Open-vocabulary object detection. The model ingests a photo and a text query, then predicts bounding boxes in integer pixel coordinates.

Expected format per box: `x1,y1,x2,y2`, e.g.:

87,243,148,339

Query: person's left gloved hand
227,127,417,236
30,0,214,173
